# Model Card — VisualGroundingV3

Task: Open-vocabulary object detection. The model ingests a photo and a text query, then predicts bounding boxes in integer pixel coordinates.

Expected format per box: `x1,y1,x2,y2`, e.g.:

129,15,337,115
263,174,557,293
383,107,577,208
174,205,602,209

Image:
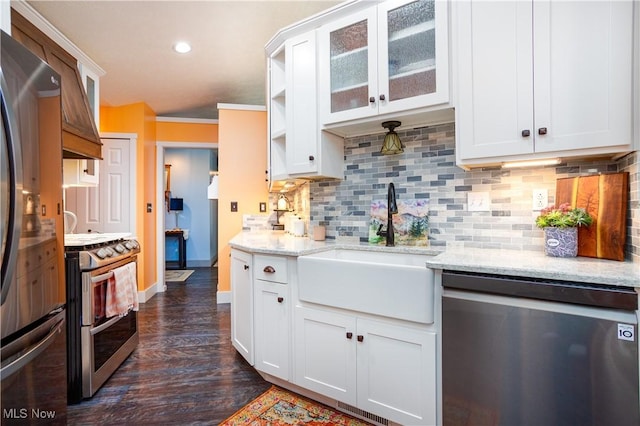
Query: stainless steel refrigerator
1,31,67,423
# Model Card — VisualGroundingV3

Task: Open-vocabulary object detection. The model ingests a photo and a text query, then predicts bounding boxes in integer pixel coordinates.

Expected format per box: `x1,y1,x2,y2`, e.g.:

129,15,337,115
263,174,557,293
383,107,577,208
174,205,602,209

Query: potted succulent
535,203,593,257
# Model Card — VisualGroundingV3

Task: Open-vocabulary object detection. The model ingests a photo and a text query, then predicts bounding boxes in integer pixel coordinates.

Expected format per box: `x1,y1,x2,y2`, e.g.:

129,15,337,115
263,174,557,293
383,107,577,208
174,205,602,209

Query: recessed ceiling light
173,41,191,54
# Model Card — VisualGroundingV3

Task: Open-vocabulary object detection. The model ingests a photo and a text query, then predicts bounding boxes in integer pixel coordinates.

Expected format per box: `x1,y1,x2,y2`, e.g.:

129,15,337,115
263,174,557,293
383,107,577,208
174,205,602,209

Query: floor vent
336,402,389,426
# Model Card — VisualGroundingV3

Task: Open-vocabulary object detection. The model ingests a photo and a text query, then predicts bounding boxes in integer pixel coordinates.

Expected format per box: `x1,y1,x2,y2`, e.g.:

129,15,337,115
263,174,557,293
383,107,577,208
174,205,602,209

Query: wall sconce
380,121,403,155
207,173,219,199
277,194,289,211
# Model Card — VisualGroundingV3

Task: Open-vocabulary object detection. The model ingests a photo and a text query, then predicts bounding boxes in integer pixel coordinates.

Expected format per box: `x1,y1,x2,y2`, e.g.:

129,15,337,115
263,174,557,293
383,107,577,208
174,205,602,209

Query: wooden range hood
11,10,102,160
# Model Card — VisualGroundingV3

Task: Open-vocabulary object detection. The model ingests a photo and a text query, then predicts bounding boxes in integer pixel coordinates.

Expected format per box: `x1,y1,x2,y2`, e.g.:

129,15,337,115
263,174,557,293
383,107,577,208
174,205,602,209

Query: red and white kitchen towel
106,262,139,318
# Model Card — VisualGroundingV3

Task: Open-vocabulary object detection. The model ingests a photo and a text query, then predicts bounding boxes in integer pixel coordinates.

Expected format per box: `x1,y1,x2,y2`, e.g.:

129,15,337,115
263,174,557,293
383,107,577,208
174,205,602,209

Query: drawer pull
346,332,353,339
277,297,284,303
357,335,364,342
263,266,276,273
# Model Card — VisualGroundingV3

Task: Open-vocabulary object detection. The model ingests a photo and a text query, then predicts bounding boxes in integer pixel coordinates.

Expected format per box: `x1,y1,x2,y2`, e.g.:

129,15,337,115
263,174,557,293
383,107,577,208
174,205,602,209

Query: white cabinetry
230,249,253,365
454,0,634,167
318,0,449,125
254,255,290,381
294,306,437,425
63,158,99,186
268,31,344,183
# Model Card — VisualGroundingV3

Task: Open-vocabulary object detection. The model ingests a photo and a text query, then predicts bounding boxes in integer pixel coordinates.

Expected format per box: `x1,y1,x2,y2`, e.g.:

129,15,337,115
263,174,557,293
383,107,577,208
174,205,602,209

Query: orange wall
100,102,156,292
157,121,218,142
217,107,268,292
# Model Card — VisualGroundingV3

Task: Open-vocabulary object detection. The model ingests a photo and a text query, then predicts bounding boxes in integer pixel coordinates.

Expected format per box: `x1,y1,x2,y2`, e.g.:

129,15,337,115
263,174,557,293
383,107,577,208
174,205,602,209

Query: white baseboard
217,290,230,304
138,280,162,303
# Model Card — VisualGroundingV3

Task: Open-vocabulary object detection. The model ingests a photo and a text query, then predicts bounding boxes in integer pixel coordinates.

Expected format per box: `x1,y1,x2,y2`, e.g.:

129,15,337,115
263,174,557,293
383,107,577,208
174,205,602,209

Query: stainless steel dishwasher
442,270,639,426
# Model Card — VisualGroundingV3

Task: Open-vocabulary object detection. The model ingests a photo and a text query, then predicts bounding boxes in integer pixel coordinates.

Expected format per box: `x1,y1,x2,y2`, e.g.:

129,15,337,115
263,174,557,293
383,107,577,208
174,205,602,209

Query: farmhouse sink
297,249,434,324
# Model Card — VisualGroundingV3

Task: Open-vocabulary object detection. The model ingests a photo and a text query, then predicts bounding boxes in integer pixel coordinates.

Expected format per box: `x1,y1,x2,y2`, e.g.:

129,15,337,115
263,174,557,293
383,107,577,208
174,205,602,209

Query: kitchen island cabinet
453,0,635,168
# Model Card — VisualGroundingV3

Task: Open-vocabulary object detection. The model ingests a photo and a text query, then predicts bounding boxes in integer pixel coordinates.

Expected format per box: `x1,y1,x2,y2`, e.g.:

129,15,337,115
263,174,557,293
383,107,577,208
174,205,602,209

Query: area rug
220,386,372,425
165,269,194,282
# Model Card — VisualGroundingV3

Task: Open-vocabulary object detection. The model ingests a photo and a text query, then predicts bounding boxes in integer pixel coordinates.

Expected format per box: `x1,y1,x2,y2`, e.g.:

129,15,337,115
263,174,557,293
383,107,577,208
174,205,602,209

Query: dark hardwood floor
67,267,270,425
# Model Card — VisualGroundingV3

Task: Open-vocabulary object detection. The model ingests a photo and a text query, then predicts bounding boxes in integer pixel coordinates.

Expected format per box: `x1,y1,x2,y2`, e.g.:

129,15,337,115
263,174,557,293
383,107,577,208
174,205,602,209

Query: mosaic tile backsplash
304,122,639,262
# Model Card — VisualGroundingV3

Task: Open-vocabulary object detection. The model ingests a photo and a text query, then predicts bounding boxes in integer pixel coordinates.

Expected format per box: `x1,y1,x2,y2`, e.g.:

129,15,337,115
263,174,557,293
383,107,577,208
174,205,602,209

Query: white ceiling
26,0,342,119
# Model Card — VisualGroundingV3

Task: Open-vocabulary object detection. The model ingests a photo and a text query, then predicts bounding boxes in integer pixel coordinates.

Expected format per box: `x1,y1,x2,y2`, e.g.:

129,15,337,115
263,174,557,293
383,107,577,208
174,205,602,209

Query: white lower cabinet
254,280,290,380
294,305,437,425
230,249,253,365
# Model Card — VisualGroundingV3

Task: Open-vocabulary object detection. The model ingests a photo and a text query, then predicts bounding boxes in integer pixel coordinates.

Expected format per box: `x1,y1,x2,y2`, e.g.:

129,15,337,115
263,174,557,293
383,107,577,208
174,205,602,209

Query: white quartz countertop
228,230,441,257
229,231,639,288
426,248,640,288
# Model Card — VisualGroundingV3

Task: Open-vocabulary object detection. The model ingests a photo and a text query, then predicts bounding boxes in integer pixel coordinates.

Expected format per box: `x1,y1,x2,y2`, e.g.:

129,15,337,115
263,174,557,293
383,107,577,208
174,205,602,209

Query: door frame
155,141,218,292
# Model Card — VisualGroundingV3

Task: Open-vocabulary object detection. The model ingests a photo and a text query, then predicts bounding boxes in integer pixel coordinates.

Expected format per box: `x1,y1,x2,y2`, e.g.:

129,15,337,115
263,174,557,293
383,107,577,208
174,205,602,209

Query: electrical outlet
532,189,548,211
468,192,490,212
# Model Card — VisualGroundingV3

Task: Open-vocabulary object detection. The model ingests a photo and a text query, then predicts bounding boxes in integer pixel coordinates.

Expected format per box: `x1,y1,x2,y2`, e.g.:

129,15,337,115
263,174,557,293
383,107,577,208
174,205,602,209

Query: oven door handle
91,315,122,335
91,271,114,284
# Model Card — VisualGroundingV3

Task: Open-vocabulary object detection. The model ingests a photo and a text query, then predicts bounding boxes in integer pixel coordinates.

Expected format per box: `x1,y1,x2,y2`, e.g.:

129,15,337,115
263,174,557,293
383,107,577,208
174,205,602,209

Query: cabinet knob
521,129,530,137
379,94,386,101
308,155,315,161
346,332,353,339
243,265,249,270
538,127,548,135
357,335,364,342
369,96,376,103
277,296,284,303
263,266,275,273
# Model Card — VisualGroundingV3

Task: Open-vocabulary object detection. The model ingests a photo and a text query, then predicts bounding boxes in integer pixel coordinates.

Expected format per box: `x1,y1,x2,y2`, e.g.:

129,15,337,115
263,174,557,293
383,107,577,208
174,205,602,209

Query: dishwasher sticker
618,324,635,342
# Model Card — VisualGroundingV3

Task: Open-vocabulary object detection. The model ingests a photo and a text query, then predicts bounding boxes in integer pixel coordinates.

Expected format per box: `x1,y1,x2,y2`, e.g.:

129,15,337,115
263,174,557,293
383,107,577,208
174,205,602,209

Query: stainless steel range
64,233,140,403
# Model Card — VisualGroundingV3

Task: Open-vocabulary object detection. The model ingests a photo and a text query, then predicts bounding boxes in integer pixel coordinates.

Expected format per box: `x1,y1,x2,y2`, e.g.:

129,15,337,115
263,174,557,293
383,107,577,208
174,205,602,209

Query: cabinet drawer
254,255,288,283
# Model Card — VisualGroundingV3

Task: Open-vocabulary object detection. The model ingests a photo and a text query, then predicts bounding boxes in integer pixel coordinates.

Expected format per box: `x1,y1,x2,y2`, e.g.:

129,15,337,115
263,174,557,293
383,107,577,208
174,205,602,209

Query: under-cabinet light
502,158,561,169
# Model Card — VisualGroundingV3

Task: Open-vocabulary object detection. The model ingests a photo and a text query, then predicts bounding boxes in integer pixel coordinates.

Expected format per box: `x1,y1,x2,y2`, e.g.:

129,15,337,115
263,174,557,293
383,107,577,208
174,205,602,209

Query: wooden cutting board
555,173,628,261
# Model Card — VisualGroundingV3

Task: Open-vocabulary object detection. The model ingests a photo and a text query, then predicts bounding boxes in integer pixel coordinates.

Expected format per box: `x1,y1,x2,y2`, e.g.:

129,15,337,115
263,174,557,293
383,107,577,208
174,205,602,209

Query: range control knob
128,240,139,249
95,248,108,259
106,247,116,257
114,244,125,253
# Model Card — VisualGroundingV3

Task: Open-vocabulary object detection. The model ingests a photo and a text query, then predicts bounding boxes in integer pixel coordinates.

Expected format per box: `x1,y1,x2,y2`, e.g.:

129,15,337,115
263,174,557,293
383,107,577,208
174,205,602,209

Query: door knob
369,96,375,103
277,297,284,303
538,127,548,135
308,155,315,161
346,332,353,339
243,265,249,270
357,335,364,342
379,94,386,101
521,129,530,137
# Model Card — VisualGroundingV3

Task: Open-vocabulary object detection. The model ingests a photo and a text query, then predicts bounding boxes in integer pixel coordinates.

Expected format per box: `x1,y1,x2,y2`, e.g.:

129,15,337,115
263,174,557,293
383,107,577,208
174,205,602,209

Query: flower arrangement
535,203,593,228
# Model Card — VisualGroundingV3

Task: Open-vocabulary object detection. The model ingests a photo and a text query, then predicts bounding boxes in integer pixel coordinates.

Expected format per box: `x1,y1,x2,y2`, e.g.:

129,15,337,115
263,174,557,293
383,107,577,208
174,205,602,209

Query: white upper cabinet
267,30,344,183
454,0,634,167
319,0,449,125
285,31,344,178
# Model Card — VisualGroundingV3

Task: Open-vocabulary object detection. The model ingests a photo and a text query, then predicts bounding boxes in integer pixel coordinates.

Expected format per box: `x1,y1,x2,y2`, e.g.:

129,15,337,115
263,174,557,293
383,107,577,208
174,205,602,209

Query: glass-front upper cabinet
319,0,448,125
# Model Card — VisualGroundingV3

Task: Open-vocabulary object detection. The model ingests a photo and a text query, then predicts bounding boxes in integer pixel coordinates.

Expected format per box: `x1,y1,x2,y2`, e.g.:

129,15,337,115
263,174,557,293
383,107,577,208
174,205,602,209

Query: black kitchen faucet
376,182,398,247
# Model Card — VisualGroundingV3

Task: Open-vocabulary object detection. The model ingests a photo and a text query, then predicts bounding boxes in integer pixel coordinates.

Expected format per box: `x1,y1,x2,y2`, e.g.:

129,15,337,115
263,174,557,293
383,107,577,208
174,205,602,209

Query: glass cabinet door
320,7,378,123
319,0,448,124
385,0,436,102
378,0,448,114
329,19,369,114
